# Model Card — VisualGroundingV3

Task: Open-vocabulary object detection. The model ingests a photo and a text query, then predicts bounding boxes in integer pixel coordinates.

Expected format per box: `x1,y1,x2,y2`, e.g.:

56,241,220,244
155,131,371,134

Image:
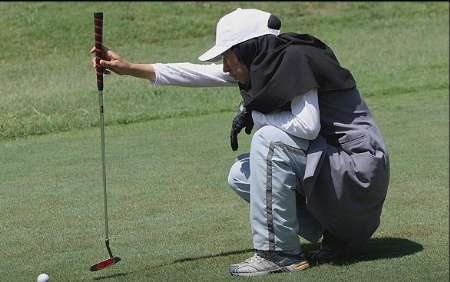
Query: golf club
90,12,121,272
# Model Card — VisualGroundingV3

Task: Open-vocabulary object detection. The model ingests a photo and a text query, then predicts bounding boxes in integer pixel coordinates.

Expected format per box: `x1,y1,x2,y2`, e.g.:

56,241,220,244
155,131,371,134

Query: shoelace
244,254,266,264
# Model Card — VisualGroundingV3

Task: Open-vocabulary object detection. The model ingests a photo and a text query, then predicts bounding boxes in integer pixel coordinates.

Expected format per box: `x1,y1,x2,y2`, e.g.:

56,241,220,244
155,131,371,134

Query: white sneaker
229,251,310,277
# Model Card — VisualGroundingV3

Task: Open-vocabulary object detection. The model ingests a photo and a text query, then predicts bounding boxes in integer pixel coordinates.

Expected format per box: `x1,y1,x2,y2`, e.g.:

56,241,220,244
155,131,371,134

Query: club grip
94,12,103,91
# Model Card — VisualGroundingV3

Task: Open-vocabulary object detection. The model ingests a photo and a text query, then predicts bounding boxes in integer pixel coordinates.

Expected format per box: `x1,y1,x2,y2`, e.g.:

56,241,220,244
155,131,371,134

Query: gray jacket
303,88,390,245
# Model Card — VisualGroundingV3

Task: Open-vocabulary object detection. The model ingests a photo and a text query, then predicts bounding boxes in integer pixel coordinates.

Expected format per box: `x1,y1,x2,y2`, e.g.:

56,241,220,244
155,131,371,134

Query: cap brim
198,45,230,62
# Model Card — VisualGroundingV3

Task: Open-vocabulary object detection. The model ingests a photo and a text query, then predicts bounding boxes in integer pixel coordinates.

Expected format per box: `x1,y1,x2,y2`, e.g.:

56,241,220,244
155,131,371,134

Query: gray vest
303,88,390,244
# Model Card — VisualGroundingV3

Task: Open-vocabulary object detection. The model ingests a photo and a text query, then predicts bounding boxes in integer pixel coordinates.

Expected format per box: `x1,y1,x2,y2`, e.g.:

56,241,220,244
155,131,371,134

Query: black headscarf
232,33,356,114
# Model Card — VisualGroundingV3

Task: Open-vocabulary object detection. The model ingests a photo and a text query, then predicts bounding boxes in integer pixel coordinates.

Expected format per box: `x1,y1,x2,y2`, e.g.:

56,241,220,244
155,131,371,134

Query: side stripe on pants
266,142,276,251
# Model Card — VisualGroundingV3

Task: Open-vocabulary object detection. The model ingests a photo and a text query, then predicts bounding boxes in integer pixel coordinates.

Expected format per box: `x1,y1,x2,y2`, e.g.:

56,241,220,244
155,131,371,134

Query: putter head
90,256,121,271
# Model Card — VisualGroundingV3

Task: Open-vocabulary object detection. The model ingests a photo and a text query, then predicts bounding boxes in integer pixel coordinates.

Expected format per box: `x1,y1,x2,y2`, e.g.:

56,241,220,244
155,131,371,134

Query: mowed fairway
0,2,448,281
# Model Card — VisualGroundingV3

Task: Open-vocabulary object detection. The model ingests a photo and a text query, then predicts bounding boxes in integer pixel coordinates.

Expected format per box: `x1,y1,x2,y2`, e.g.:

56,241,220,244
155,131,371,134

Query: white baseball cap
198,8,281,62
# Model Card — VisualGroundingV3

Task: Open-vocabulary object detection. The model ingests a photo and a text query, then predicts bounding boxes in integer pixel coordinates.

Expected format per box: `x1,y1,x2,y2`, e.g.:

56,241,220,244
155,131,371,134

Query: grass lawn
0,2,448,281
1,89,448,281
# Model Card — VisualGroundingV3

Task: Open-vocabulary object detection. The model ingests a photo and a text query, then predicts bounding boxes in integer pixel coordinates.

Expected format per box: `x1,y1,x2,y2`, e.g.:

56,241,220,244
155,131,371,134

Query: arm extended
90,46,236,87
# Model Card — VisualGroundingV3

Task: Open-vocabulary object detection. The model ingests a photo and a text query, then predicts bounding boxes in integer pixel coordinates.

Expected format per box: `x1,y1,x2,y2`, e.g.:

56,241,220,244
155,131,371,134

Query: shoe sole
230,260,310,277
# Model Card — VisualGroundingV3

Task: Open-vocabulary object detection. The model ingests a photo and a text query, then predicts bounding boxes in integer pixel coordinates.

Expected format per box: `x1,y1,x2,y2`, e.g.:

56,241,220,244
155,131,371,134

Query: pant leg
227,127,323,245
249,125,309,254
227,153,250,203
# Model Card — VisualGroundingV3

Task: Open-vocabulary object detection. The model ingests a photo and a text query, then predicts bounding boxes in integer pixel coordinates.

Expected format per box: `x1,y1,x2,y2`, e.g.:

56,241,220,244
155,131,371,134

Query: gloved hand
230,103,254,151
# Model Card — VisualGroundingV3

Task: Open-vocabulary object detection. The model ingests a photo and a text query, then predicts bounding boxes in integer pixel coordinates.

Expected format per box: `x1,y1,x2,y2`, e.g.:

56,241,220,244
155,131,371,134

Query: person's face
222,50,249,84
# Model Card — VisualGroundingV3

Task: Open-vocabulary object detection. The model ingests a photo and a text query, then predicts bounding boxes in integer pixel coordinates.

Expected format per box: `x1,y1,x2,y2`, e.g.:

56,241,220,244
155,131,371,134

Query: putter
90,12,121,272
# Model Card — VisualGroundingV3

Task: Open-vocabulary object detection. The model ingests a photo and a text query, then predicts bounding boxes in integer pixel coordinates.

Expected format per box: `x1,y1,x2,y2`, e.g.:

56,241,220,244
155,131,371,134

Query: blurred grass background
0,2,447,139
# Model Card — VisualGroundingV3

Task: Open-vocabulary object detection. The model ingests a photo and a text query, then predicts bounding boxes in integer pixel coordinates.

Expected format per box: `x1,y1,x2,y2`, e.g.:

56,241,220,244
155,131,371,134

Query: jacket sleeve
151,62,238,87
251,88,320,140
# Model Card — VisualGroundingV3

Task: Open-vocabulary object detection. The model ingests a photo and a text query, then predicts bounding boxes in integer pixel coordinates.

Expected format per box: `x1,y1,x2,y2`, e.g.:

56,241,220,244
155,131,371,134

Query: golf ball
37,273,49,282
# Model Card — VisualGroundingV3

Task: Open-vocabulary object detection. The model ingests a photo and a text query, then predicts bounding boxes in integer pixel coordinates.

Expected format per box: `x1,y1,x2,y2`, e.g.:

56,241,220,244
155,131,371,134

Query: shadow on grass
92,248,255,280
172,248,255,264
169,237,423,266
93,272,129,280
330,237,424,265
92,237,422,280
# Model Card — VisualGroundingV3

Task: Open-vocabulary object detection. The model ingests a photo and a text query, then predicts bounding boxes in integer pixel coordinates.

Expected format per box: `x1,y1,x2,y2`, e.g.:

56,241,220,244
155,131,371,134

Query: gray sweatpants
228,125,323,254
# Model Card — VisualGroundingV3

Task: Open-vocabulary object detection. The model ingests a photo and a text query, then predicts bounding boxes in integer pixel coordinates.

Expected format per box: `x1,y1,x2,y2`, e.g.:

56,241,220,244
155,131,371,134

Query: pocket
350,151,378,183
338,133,374,155
349,150,389,192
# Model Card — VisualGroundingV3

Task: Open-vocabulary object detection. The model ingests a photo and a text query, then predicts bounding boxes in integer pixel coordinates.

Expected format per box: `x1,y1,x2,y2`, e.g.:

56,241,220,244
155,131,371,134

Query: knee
227,158,245,190
252,125,276,141
227,153,250,188
227,158,251,203
251,125,274,146
250,125,278,157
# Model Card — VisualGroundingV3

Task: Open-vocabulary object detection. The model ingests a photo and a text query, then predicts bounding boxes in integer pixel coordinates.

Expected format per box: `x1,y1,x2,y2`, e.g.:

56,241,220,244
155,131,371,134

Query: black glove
230,103,254,151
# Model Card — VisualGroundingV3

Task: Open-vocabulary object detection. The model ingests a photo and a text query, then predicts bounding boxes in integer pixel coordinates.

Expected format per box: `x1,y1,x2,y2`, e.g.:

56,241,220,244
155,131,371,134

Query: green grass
0,89,448,281
0,2,448,281
0,2,448,139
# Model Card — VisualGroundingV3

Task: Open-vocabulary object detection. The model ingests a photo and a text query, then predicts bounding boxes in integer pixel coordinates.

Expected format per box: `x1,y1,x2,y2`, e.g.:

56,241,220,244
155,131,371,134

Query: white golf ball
37,273,49,282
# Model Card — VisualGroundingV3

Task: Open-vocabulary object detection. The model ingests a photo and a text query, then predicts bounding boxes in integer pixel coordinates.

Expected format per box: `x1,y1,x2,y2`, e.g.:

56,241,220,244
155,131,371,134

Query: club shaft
98,90,109,241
